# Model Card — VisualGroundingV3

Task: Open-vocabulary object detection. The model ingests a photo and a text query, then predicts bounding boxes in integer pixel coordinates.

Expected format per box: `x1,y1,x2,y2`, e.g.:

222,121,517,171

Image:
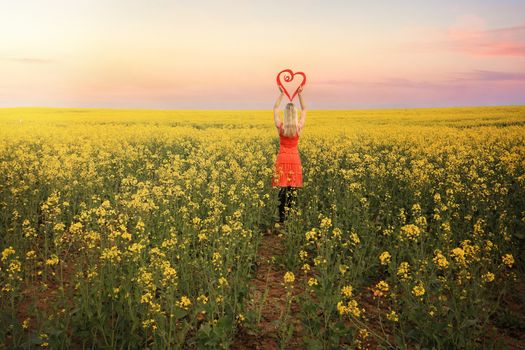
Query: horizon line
2,104,525,112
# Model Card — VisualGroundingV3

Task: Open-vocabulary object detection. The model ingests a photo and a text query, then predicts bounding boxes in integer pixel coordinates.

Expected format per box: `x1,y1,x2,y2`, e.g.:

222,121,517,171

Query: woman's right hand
298,85,304,94
278,86,283,94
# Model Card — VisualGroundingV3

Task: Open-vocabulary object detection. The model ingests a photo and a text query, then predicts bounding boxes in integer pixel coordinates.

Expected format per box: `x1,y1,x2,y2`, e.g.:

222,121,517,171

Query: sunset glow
1,0,524,109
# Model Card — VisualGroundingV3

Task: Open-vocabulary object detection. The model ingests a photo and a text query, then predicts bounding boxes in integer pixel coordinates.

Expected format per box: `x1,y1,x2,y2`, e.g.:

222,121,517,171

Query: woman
272,85,307,225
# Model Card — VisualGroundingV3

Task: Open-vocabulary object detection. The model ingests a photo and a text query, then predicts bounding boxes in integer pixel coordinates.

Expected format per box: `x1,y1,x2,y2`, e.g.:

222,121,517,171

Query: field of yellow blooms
1,106,524,349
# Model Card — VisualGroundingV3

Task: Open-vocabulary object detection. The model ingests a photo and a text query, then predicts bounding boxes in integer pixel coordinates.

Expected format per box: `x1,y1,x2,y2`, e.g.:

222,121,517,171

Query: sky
1,0,524,109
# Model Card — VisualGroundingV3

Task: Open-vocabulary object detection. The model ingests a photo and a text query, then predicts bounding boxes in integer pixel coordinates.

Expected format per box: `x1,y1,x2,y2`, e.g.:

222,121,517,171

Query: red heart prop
276,69,307,101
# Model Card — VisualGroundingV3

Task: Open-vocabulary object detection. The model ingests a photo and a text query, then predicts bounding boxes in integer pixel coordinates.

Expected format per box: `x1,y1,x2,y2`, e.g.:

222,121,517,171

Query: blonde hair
282,103,299,137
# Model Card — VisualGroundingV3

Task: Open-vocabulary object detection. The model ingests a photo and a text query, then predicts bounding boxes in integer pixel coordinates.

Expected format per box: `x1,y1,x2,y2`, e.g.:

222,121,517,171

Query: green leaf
198,323,212,337
172,308,188,320
303,336,324,350
460,318,479,329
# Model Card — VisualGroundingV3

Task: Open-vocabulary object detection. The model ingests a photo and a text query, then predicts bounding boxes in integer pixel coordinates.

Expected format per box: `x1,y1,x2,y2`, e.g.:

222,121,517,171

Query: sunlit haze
1,0,524,109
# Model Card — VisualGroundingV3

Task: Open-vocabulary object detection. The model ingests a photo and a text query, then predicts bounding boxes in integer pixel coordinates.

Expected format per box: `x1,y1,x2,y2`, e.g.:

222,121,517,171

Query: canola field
1,106,524,349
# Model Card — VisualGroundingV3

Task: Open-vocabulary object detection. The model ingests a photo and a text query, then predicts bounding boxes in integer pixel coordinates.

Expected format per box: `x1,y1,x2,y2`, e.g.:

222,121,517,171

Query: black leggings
278,186,298,223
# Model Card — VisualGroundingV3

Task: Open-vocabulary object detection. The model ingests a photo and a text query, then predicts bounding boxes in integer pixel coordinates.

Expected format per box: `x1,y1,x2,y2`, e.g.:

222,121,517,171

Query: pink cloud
403,19,525,57
313,70,525,92
314,78,446,90
451,69,525,82
308,74,525,108
447,25,525,56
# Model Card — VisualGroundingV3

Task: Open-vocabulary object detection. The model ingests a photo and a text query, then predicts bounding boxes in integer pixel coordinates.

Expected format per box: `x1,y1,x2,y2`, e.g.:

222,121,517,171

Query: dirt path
230,225,391,349
232,226,305,350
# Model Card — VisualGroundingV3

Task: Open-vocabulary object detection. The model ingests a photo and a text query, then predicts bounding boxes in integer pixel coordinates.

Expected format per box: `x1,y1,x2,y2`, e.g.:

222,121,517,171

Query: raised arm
297,86,307,129
273,88,284,128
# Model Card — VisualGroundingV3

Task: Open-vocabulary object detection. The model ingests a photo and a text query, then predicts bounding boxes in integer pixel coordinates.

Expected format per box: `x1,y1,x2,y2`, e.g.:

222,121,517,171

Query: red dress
272,121,303,187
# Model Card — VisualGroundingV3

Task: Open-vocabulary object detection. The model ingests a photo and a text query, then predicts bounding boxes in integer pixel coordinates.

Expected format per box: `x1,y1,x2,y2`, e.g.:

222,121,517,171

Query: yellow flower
305,229,317,241
302,263,311,273
1,246,16,262
135,219,145,232
128,243,145,254
39,333,49,348
473,218,485,235
100,247,121,263
8,259,22,275
382,227,393,236
221,224,232,235
399,224,421,241
349,230,360,245
192,216,202,226
379,251,391,265
481,272,495,283
45,254,60,266
460,240,480,262
341,285,353,298
212,252,222,265
22,318,30,329
357,328,369,339
86,269,98,280
412,281,425,297
397,262,410,280
332,227,342,238
198,232,207,241
161,261,177,285
336,301,347,315
502,253,514,268
308,278,318,287
451,247,466,266
432,250,449,269
313,256,326,266
386,309,399,322
137,268,154,289
121,232,132,240
299,250,308,260
337,299,362,318
197,294,208,304
141,292,153,304
236,313,245,323
2,283,14,293
428,305,437,317
373,280,389,297
347,299,362,318
53,223,65,232
177,296,192,309
218,276,229,287
320,216,332,229
284,271,295,284
142,318,157,331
